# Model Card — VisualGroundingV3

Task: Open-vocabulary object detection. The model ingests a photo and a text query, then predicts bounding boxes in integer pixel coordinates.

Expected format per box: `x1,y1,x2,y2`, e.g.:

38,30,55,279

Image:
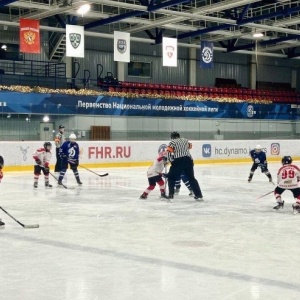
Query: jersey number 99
281,169,295,179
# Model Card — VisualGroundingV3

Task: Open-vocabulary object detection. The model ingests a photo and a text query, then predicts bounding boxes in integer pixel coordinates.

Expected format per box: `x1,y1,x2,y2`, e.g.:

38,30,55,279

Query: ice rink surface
1,162,300,300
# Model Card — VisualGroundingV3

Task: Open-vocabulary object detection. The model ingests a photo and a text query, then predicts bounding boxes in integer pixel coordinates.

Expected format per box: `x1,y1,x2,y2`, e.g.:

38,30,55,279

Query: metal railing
0,59,66,78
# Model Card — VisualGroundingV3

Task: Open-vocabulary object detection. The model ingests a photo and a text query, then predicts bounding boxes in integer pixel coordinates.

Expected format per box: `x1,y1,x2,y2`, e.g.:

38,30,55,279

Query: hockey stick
79,165,109,177
256,190,274,200
49,171,68,189
0,206,39,228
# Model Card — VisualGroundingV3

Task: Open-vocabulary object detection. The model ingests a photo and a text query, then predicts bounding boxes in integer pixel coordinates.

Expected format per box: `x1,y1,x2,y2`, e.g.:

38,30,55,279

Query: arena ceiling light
77,3,91,15
43,115,50,122
253,32,264,38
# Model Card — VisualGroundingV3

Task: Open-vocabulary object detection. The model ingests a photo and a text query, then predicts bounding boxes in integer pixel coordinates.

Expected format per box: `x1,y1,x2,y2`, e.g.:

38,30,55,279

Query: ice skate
58,181,64,187
174,188,180,195
77,180,83,185
160,192,169,199
45,182,52,188
292,203,300,214
248,177,252,182
160,192,171,202
273,201,284,210
33,182,38,188
140,193,147,200
189,190,194,197
194,196,204,201
0,219,5,228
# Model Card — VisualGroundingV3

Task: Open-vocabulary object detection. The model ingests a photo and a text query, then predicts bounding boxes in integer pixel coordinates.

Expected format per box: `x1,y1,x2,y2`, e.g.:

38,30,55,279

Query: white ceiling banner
114,31,130,62
66,25,84,58
162,37,177,67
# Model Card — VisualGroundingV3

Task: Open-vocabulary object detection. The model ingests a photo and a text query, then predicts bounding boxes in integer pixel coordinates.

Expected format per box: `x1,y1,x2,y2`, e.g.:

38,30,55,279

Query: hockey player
174,174,194,196
54,125,65,173
140,153,169,200
273,156,300,213
58,133,82,186
33,142,53,188
0,155,5,228
248,145,273,183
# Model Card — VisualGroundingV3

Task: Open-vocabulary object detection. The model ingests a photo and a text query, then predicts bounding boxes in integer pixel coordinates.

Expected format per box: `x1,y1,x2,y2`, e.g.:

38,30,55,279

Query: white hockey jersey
147,156,166,178
277,164,300,189
33,148,52,167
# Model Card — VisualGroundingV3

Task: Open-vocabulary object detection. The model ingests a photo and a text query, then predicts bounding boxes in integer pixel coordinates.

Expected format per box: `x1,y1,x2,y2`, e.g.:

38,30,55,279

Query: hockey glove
254,158,260,164
35,159,42,165
162,173,168,178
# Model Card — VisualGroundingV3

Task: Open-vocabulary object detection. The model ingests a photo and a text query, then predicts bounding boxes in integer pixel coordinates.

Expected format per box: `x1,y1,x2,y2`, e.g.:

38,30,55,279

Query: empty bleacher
102,81,300,104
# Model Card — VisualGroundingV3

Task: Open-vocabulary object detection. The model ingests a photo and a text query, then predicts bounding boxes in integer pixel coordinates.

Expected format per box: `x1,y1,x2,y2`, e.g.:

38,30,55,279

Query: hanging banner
114,31,130,62
19,18,40,54
66,25,84,58
200,41,213,69
162,37,177,67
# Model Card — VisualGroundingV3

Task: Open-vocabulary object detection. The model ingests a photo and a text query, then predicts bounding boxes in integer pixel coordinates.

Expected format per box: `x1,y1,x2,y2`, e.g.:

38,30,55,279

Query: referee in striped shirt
166,131,203,200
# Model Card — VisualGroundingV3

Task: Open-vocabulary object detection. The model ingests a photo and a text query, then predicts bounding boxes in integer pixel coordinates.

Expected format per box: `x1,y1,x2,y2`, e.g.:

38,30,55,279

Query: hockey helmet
170,131,180,139
282,156,292,165
44,142,52,150
255,144,262,152
59,125,65,129
69,133,77,141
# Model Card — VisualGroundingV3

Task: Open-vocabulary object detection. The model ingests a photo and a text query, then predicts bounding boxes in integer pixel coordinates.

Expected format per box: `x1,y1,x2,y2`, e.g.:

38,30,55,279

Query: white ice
1,163,300,300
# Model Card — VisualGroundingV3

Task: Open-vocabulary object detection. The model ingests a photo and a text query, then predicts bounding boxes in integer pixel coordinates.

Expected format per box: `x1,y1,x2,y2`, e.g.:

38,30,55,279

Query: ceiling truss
0,0,300,58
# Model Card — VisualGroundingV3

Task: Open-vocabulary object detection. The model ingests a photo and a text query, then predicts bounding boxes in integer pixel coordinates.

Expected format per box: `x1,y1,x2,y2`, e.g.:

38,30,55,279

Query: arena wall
1,140,298,172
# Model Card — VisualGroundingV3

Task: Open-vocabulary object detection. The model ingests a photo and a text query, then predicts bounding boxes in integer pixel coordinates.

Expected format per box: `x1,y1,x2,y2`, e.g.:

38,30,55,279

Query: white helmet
69,133,77,140
255,144,262,150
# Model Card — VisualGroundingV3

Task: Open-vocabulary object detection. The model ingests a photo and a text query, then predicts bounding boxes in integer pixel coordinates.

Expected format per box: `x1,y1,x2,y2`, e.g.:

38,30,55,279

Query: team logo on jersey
202,144,211,157
117,39,127,54
68,147,76,157
158,144,167,155
271,143,280,155
69,33,81,49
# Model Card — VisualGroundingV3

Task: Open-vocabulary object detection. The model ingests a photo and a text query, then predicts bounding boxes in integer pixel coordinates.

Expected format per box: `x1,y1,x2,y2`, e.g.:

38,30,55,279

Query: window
128,61,151,78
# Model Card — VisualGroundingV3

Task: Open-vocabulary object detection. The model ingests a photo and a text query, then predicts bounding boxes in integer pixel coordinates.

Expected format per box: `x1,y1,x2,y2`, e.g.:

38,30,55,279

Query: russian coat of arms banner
20,18,40,54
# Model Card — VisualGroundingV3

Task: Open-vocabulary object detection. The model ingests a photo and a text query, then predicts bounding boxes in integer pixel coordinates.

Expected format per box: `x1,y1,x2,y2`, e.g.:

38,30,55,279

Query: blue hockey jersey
250,149,267,165
60,141,80,160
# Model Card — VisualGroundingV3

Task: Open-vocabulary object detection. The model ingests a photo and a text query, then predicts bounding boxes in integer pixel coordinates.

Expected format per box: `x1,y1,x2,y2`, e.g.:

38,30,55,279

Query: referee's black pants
54,148,62,172
168,156,202,198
